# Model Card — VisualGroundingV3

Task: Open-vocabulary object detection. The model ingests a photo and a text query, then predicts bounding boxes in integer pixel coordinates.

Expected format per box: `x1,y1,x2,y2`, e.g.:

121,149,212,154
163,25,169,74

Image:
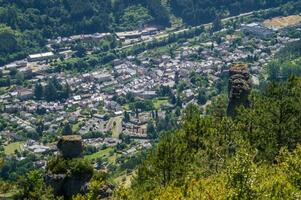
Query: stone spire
227,64,252,117
45,135,92,199
57,135,83,158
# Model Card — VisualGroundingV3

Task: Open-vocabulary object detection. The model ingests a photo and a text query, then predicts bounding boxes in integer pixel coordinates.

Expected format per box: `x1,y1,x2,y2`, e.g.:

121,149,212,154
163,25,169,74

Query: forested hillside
0,0,169,37
112,77,301,199
268,40,301,81
0,0,300,65
106,39,301,200
171,0,299,25
0,0,169,65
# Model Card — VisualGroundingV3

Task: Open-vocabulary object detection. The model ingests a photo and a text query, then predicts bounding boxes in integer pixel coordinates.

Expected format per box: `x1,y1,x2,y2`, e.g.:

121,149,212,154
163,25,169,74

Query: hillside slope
0,0,301,65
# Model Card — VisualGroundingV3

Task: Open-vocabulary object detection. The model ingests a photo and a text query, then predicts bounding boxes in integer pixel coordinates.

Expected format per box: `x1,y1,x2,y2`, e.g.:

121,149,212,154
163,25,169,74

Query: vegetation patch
46,156,93,177
153,98,169,109
4,142,24,155
85,147,114,161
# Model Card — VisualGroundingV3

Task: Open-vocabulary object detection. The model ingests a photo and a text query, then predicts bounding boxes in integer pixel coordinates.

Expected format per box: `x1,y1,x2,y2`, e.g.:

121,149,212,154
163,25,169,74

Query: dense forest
7,76,301,200
268,40,301,81
1,0,301,65
0,0,169,65
111,78,301,199
109,39,301,200
171,0,300,25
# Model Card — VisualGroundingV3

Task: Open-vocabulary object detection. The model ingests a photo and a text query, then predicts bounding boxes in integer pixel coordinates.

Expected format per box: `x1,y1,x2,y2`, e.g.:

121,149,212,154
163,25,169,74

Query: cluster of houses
48,26,159,47
0,26,160,78
0,18,300,172
1,31,296,141
241,22,276,39
241,16,301,39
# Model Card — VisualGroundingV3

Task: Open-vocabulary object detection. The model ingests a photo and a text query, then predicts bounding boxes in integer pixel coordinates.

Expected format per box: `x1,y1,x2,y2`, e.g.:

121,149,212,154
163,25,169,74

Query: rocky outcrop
57,135,83,158
98,184,115,199
227,64,252,117
45,172,92,198
46,135,93,199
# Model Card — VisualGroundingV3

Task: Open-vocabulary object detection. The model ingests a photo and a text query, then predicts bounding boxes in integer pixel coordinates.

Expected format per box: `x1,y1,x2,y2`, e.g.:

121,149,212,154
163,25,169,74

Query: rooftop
28,52,54,59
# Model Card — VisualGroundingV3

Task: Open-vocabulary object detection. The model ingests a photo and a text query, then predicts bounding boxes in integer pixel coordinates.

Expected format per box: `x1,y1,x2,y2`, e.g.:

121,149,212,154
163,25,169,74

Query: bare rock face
227,64,252,117
45,172,92,198
57,135,83,158
46,135,93,199
98,184,115,199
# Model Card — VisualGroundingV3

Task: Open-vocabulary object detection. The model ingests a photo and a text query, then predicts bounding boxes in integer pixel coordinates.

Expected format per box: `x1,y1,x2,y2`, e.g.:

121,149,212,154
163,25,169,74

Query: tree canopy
113,78,301,199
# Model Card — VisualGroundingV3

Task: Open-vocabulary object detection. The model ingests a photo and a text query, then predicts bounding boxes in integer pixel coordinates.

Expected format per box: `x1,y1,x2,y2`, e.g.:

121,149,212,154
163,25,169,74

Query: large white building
27,52,56,62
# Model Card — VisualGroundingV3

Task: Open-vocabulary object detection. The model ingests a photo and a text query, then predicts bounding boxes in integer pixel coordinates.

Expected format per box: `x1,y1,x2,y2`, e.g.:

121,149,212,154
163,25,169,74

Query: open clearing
263,14,301,30
4,142,24,155
153,98,169,109
85,147,114,161
107,116,123,138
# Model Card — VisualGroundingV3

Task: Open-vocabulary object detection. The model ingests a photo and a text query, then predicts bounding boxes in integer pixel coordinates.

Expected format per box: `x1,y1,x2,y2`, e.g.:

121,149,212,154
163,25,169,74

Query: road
120,11,255,50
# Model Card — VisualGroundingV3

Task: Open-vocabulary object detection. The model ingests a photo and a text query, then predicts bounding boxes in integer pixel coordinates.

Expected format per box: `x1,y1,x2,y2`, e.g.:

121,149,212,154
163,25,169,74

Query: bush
47,156,93,177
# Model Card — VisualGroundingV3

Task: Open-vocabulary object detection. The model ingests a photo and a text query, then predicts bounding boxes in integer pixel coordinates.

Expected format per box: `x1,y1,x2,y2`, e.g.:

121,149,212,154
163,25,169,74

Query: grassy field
111,117,122,138
111,169,136,188
4,142,24,155
122,104,130,110
107,154,117,164
153,98,169,109
72,123,81,133
0,188,17,200
107,116,123,138
263,15,301,30
123,98,169,111
291,56,301,65
85,147,114,161
0,192,15,200
0,87,10,95
144,45,172,58
113,172,134,188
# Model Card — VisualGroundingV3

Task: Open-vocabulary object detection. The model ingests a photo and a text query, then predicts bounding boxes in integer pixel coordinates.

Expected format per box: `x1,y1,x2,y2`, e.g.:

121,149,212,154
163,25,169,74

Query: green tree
236,78,301,161
226,147,258,200
14,170,58,200
212,15,222,32
9,68,17,77
267,60,281,81
176,95,182,108
134,131,188,188
74,44,87,58
62,122,73,135
124,111,130,123
0,25,19,54
36,120,44,136
34,81,43,100
44,80,58,102
60,83,71,99
15,71,24,85
147,121,157,139
197,91,207,105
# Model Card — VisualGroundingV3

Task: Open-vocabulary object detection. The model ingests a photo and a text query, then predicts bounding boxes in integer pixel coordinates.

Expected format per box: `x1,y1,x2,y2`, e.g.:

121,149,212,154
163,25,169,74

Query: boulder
57,135,83,158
